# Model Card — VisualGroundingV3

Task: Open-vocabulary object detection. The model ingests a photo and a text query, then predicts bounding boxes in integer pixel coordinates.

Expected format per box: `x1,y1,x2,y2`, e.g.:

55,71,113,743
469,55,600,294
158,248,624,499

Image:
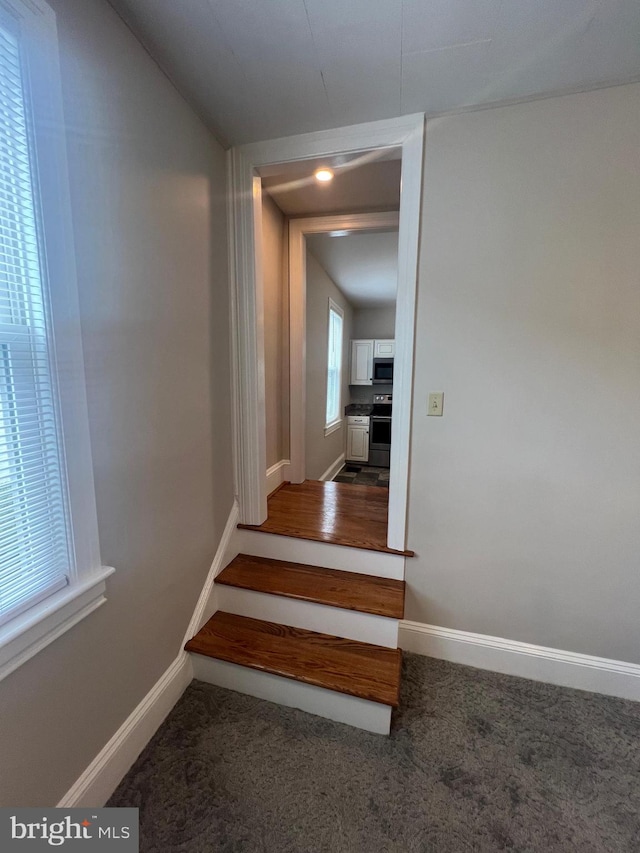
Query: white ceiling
261,157,401,216
306,230,398,307
108,0,640,146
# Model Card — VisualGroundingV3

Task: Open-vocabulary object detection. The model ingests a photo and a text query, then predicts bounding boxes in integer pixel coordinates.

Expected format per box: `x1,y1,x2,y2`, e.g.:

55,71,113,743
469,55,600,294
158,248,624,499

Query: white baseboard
57,501,242,808
266,459,290,495
319,453,345,482
183,500,240,642
399,621,640,702
58,653,193,807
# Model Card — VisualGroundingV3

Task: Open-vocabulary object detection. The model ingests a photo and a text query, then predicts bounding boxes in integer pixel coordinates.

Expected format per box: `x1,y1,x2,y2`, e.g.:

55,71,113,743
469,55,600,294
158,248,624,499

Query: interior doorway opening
304,226,398,492
229,114,424,552
284,211,400,487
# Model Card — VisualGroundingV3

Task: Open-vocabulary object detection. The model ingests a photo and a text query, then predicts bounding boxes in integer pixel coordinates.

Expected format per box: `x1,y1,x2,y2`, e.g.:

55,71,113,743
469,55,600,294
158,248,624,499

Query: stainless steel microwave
372,357,393,384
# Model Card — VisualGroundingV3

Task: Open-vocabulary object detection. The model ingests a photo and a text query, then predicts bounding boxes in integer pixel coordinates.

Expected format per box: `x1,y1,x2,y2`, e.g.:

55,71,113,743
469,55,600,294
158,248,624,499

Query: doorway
305,226,398,492
287,211,399,486
229,114,424,552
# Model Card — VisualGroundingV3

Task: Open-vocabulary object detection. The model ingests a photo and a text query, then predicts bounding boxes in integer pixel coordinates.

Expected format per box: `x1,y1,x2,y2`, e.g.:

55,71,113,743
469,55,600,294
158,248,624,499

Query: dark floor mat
334,465,389,488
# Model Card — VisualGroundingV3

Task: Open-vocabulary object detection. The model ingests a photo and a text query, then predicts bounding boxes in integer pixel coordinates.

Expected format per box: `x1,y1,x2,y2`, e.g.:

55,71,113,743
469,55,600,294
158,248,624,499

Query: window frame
0,0,113,682
324,297,344,436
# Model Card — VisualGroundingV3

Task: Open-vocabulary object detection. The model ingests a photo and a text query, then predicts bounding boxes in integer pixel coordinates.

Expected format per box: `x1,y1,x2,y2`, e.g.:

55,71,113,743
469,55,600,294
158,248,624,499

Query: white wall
353,305,396,340
305,251,354,479
0,0,234,805
261,192,289,468
406,83,640,664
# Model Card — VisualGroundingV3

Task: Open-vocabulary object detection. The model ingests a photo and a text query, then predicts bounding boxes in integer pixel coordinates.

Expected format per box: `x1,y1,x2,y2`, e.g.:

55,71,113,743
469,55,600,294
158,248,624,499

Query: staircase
185,482,409,735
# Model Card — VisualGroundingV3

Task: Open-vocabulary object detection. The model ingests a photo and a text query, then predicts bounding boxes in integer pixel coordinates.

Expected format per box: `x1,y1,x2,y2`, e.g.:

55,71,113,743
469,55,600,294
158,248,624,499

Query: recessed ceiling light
314,168,334,183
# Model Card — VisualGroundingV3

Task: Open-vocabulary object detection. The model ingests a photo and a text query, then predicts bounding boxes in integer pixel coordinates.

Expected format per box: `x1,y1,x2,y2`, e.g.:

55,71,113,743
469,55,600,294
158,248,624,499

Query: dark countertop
345,403,373,416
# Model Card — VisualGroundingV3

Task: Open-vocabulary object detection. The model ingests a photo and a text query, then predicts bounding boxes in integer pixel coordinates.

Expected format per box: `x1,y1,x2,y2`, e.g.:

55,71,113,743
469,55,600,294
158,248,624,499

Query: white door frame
229,113,424,552
288,211,400,485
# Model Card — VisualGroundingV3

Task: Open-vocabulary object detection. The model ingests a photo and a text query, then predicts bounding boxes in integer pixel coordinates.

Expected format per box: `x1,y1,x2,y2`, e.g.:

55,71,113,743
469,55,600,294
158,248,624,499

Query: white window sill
324,419,343,437
0,565,115,683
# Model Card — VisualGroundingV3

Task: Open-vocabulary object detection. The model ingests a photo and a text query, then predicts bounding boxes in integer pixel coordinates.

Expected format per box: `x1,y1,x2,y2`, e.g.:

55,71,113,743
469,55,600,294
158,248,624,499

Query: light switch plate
428,392,444,416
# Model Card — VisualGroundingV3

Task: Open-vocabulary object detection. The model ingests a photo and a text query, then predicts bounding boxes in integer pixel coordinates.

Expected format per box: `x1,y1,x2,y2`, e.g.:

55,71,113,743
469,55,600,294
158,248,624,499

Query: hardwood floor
238,480,414,556
186,611,402,706
217,554,405,618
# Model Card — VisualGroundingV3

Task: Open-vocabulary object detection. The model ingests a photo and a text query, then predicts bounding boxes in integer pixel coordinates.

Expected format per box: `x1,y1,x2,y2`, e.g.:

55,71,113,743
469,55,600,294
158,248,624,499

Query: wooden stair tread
238,480,414,557
217,554,405,619
185,612,402,707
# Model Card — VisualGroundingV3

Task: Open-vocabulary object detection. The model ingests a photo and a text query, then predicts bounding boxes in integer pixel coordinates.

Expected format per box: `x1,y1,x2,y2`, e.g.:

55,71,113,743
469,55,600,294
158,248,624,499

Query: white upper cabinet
350,339,396,384
350,340,374,385
374,339,395,358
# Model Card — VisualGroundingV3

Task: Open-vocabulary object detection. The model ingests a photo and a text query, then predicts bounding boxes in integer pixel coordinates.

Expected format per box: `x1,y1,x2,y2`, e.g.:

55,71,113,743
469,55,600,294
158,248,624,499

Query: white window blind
325,300,343,427
0,15,71,627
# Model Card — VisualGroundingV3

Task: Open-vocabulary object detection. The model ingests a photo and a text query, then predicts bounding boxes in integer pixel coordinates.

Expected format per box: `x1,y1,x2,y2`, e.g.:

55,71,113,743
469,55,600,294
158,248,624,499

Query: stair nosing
216,553,405,619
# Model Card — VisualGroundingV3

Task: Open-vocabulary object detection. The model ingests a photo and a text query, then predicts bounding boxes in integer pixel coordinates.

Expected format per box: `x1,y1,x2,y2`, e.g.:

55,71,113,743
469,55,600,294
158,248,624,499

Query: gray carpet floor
108,654,640,852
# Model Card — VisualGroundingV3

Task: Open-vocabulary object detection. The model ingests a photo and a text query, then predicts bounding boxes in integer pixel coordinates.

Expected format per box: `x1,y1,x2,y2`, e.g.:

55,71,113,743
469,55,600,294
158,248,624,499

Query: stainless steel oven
369,394,392,467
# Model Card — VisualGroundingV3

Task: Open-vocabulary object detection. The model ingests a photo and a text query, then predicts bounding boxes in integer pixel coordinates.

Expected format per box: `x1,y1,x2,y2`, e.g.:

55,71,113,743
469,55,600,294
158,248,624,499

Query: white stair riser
236,529,405,580
191,653,392,735
217,586,399,649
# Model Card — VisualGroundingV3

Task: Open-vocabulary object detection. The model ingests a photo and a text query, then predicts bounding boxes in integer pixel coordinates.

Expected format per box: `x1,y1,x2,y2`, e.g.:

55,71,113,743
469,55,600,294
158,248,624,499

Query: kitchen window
325,298,343,434
0,0,112,682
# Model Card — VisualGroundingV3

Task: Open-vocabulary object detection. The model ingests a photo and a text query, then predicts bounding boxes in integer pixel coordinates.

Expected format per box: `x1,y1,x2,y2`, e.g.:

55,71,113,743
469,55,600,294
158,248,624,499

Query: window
0,0,112,682
325,298,343,434
0,10,71,626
